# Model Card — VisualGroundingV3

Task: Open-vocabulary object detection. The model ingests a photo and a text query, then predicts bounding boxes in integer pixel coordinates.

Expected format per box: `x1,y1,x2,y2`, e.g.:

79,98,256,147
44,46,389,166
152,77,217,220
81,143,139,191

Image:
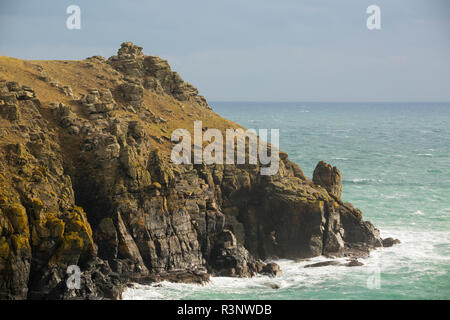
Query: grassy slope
0,55,242,156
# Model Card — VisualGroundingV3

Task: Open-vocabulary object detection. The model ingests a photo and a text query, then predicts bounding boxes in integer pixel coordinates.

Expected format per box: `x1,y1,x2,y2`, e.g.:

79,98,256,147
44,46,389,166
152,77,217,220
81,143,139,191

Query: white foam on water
379,192,408,200
122,227,450,300
417,153,433,157
345,178,384,185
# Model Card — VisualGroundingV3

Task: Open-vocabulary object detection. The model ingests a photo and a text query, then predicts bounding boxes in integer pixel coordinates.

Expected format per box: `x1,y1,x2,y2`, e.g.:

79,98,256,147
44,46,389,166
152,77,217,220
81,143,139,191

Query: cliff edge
0,43,393,299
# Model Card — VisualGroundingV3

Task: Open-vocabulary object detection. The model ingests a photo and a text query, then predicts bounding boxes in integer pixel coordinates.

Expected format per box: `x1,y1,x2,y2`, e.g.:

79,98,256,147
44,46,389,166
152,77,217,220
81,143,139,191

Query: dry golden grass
0,55,243,156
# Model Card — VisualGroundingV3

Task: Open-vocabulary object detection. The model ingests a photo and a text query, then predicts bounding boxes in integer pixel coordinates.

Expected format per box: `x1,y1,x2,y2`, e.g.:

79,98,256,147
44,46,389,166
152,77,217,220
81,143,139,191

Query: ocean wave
343,178,383,185
122,228,450,300
417,153,433,157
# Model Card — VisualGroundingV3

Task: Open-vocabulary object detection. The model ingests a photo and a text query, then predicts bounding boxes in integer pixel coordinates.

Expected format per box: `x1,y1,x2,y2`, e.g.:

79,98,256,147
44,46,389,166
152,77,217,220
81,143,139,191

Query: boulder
313,161,343,199
382,237,401,247
345,259,364,267
261,262,282,277
119,82,143,107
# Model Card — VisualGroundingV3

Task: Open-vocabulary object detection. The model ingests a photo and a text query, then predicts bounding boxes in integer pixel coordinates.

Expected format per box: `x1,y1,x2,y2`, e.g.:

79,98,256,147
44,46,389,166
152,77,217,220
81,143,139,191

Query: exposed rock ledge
0,43,398,300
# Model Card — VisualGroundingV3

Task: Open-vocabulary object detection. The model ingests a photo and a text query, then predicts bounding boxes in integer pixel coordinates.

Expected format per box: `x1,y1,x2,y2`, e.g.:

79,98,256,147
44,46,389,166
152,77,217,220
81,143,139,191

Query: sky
0,0,449,102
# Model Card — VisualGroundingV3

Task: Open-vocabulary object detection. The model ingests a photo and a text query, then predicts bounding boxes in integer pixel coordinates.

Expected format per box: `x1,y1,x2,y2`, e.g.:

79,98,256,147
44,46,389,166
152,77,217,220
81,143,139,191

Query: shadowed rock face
0,42,388,300
313,161,343,199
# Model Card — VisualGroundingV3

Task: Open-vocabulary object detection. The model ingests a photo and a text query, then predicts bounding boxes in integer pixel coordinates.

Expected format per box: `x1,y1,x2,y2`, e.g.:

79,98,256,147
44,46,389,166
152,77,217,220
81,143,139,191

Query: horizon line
210,100,450,104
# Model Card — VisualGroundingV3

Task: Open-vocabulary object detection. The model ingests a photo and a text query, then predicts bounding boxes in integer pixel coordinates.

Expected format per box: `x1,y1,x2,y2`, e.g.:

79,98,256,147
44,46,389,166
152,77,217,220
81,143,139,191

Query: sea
123,102,450,300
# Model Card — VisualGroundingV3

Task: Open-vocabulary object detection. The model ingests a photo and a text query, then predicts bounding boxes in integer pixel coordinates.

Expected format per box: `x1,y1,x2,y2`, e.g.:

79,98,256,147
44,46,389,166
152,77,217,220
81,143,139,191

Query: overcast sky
0,0,449,102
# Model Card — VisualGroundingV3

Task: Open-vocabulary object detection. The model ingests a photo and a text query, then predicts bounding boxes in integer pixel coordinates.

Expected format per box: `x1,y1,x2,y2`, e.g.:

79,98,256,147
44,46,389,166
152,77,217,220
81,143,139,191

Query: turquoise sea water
124,102,450,300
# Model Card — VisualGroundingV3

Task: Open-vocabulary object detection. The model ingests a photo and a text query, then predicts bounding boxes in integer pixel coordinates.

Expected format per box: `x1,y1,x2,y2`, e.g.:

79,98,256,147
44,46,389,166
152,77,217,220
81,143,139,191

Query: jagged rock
120,82,144,108
60,85,73,98
80,88,117,115
313,161,343,199
51,102,79,130
339,202,382,248
216,229,237,249
261,262,282,277
0,84,22,121
345,259,364,267
6,81,21,92
1,93,18,105
0,79,9,93
143,77,164,94
0,103,20,121
95,218,118,260
118,42,145,60
108,42,210,107
209,242,261,278
323,209,345,255
87,56,107,63
382,237,401,247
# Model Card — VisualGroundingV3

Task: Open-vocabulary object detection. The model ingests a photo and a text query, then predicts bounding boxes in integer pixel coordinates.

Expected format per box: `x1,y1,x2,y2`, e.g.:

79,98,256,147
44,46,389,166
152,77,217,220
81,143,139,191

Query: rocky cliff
0,43,391,300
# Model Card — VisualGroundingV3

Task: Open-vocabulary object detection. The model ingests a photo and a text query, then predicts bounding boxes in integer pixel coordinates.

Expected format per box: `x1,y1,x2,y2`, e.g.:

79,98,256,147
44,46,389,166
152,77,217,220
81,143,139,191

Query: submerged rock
304,261,342,268
313,161,343,199
345,259,364,267
382,237,401,247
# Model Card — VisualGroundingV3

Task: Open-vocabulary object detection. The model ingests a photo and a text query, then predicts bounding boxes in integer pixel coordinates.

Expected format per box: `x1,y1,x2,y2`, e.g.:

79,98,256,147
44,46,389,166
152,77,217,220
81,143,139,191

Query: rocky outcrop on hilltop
0,43,395,300
108,42,209,108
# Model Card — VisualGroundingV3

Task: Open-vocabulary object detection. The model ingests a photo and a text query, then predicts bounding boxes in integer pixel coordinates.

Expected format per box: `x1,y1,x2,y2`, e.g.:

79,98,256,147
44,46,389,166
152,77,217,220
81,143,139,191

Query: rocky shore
0,42,398,299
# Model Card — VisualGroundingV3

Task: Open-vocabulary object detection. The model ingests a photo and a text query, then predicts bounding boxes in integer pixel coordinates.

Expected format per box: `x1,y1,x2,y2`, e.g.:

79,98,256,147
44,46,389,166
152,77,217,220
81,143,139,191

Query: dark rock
118,81,143,109
107,42,210,108
345,259,364,267
95,218,118,260
304,260,342,268
313,161,343,199
215,230,237,249
382,237,401,247
261,262,282,277
132,269,210,286
209,230,261,278
0,103,21,121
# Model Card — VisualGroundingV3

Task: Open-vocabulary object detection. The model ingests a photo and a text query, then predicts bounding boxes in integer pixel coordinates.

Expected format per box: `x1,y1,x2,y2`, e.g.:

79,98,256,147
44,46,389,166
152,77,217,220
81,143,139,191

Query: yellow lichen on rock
48,231,84,266
0,237,10,259
10,234,30,252
48,217,65,238
6,204,28,234
61,232,84,250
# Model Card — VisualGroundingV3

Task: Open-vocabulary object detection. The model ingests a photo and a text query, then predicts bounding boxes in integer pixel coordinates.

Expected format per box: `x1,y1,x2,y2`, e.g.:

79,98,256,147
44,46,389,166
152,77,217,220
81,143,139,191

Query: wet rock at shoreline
382,237,401,247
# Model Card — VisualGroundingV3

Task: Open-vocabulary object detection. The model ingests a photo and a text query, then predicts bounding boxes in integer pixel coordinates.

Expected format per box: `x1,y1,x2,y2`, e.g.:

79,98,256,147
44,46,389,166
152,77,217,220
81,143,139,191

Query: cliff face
0,43,384,300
